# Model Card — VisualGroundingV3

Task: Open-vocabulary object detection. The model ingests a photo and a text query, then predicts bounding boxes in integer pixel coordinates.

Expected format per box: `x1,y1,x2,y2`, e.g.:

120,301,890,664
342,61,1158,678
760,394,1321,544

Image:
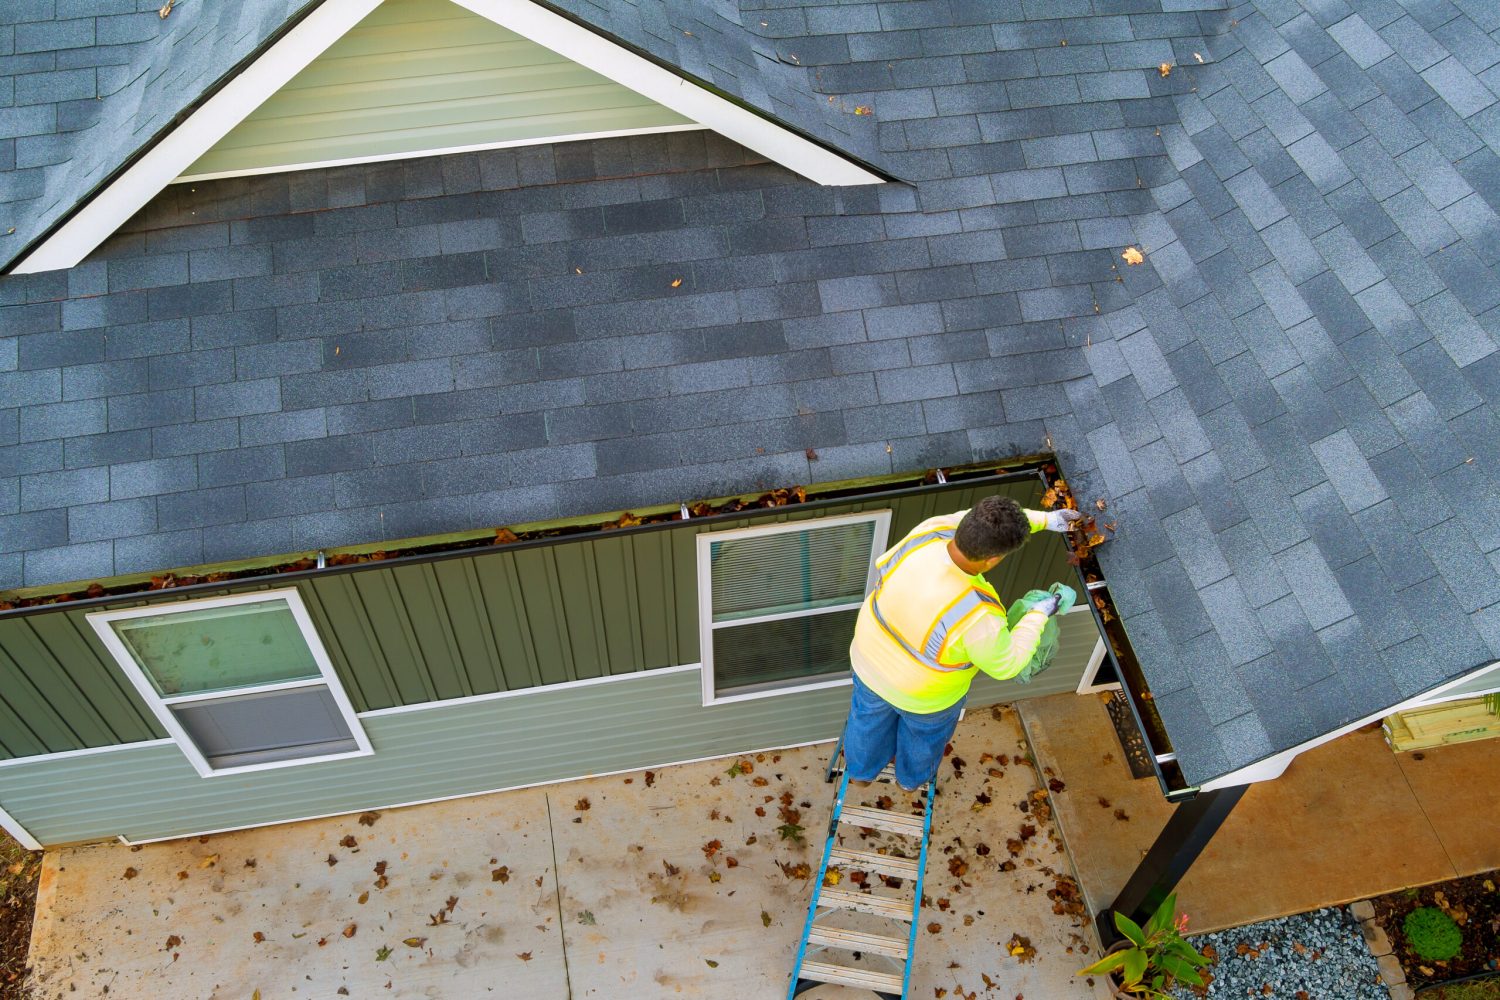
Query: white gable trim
448,0,881,186
12,0,881,275
1199,659,1500,791
174,124,707,184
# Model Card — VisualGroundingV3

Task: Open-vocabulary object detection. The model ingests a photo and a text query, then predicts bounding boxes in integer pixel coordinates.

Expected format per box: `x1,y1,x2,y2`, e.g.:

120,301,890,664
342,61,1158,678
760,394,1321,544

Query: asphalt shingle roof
0,1,313,274
3,0,1500,786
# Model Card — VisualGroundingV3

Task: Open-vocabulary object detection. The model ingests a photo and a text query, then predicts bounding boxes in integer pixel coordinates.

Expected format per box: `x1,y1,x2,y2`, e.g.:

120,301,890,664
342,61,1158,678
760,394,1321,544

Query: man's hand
1048,582,1077,615
1041,509,1084,532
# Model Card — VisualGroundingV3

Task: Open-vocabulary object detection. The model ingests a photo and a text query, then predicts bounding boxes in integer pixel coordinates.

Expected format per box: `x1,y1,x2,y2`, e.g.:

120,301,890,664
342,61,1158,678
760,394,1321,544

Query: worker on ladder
843,496,1081,792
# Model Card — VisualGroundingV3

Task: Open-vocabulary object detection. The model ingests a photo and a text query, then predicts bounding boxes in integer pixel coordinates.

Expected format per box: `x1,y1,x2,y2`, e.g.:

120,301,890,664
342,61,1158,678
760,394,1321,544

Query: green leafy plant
1077,893,1209,997
1404,906,1462,961
1484,691,1499,717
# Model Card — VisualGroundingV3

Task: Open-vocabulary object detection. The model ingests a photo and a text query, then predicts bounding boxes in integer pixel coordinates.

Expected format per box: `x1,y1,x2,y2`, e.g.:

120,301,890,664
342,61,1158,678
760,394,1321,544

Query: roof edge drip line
0,458,1044,619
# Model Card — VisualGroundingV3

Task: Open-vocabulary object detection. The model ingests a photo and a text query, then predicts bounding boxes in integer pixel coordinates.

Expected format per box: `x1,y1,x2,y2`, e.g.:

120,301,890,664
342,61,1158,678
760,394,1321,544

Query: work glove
1041,508,1084,532
1030,583,1078,618
1048,582,1077,615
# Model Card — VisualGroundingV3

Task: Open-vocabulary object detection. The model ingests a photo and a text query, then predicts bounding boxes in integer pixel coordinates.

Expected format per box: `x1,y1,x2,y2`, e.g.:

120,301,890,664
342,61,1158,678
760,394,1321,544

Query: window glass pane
114,599,320,696
709,520,876,622
711,608,858,694
170,686,358,770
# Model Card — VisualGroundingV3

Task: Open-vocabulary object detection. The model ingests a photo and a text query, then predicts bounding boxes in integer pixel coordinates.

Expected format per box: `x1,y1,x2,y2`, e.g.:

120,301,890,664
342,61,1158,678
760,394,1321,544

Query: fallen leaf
1121,246,1145,265
708,870,722,883
1159,62,1172,77
164,935,182,950
358,891,369,905
518,951,533,961
343,923,357,939
575,798,590,811
492,867,510,883
578,910,597,925
358,812,381,827
158,0,174,18
339,835,358,849
326,854,339,867
927,922,943,934
806,447,819,461
761,910,773,928
670,278,683,288
375,945,392,961
705,959,719,968
1114,808,1130,821
253,931,266,943
123,867,138,880
1194,52,1204,62
644,771,656,787
403,937,427,948
198,854,219,869
854,105,873,115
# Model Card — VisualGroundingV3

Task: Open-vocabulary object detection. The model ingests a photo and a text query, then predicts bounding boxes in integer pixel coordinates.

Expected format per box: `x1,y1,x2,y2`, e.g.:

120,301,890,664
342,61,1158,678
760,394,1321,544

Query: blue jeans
842,672,965,790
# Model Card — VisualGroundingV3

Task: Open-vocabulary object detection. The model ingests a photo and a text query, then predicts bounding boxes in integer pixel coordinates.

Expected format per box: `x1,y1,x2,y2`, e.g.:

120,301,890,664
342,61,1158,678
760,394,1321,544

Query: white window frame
697,510,891,707
86,588,373,778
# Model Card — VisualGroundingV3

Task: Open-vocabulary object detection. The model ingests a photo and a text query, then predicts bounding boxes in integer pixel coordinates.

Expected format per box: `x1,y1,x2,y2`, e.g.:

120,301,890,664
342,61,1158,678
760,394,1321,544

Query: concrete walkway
1020,691,1500,934
28,706,1104,999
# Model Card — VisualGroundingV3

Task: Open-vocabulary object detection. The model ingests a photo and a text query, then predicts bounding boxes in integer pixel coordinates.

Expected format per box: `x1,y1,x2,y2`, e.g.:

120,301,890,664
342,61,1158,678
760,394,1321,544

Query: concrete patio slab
28,788,568,999
27,705,1104,999
1019,692,1498,934
1394,738,1500,876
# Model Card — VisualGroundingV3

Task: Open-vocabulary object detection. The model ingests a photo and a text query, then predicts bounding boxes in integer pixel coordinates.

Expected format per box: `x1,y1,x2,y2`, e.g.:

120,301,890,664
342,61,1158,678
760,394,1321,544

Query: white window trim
85,588,373,779
12,0,881,275
697,510,892,707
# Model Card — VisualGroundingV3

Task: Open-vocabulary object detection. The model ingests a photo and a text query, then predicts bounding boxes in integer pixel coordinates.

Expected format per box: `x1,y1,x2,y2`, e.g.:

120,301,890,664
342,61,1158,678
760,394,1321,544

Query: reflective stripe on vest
867,528,1001,674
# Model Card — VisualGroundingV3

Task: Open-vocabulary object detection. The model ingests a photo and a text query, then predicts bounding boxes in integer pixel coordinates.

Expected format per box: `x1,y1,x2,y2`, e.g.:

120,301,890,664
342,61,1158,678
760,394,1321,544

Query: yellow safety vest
849,517,1003,713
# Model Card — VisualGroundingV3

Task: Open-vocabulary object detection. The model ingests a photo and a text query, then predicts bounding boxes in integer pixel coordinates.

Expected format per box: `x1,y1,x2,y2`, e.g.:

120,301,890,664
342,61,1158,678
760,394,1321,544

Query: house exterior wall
0,478,1072,760
180,0,693,181
0,612,1096,846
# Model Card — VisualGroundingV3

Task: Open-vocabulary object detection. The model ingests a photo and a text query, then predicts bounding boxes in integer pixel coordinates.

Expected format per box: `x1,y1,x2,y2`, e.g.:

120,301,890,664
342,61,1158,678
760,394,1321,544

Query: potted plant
1078,893,1210,998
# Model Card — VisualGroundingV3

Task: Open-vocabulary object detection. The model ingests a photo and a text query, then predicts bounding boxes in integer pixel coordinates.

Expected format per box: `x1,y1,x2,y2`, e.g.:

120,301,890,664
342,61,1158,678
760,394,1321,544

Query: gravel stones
1172,905,1391,999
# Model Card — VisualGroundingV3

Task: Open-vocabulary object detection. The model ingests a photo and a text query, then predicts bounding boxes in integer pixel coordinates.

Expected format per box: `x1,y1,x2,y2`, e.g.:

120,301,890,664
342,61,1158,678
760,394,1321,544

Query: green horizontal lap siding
0,621,1093,846
182,0,692,179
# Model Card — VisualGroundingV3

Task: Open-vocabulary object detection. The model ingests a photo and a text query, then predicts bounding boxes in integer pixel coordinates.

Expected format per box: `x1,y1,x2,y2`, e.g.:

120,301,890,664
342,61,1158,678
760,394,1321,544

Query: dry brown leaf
517,951,533,961
123,867,138,880
670,278,683,288
343,923,357,939
1121,246,1145,265
339,835,358,849
1159,62,1172,77
158,0,175,18
358,812,381,827
492,866,510,883
197,854,218,869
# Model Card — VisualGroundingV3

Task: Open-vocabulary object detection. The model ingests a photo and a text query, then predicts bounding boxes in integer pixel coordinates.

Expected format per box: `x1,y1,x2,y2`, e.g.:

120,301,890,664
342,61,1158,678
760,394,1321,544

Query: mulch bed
0,830,40,1000
1371,870,1500,990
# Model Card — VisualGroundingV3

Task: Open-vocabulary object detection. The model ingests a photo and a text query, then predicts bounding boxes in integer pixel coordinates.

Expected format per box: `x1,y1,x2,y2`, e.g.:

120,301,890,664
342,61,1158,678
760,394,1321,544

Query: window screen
171,687,359,770
91,591,368,776
699,513,888,700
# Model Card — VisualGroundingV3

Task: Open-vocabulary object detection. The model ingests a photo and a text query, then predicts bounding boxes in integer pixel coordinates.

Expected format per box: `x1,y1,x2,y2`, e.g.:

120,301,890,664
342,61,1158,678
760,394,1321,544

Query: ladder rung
840,804,925,836
819,885,914,920
799,960,905,992
828,846,920,880
808,923,910,959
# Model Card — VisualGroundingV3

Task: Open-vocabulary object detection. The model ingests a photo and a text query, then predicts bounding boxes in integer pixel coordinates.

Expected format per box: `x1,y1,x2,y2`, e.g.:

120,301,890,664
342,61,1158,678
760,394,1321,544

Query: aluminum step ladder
786,737,937,1000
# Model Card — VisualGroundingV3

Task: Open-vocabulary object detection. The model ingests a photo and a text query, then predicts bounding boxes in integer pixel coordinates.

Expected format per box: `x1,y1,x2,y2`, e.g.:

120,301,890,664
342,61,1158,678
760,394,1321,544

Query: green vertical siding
180,0,693,180
0,478,1072,760
0,612,1095,846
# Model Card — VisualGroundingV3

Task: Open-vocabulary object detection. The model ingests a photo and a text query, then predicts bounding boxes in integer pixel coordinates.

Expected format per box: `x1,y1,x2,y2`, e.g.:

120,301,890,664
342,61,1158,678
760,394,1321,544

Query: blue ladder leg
787,765,850,1000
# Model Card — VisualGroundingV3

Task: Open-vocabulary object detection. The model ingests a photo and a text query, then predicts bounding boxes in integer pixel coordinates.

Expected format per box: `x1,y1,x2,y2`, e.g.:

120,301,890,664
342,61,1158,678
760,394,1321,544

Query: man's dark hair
954,496,1030,560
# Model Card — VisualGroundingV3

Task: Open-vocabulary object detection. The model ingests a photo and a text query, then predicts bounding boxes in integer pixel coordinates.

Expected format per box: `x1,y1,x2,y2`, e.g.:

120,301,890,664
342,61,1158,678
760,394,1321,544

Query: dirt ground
1372,869,1500,989
0,830,40,1000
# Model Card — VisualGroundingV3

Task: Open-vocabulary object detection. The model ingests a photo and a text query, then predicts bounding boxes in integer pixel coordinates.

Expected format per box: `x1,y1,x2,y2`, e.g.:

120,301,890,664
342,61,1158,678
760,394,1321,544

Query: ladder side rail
902,786,937,998
788,766,850,1000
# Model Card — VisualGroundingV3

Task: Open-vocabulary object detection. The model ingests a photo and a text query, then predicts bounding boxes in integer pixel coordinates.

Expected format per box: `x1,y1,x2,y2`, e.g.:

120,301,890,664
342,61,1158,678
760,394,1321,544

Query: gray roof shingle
3,0,1500,787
